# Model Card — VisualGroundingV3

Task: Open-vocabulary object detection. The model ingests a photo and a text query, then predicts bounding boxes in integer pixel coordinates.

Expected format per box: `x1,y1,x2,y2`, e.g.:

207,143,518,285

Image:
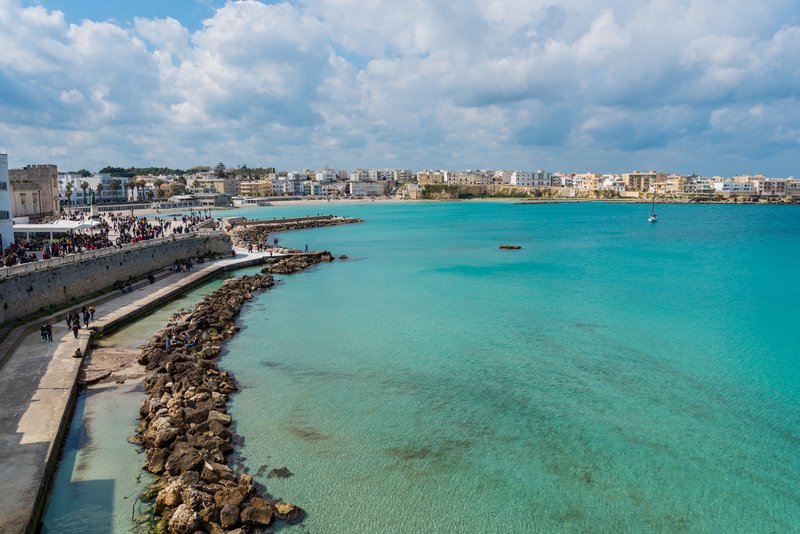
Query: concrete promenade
0,249,280,534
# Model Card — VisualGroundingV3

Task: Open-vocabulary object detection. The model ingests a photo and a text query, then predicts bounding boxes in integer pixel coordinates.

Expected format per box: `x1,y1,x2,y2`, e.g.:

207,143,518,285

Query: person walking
65,313,72,329
89,305,95,320
72,322,80,339
45,323,53,342
40,323,48,343
83,309,90,328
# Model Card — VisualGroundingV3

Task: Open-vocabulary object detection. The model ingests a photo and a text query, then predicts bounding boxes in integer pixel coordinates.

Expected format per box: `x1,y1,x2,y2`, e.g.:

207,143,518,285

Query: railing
0,229,225,278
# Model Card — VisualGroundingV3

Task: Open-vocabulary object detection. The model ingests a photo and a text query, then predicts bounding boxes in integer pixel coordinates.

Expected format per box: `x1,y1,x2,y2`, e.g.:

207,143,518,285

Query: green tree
214,162,227,179
64,183,73,205
95,183,104,203
80,181,90,204
109,179,122,202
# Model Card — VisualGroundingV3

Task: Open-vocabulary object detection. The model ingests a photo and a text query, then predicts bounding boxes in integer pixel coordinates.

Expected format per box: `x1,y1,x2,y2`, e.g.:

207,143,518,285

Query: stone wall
0,235,232,325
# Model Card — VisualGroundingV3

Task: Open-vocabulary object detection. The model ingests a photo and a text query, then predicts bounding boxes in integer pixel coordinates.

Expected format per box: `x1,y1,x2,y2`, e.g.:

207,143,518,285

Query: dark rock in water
268,466,294,479
499,244,522,249
338,255,348,260
273,501,305,524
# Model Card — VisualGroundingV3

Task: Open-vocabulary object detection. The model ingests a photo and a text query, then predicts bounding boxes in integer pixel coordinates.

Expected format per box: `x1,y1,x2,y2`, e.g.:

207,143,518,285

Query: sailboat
648,192,658,223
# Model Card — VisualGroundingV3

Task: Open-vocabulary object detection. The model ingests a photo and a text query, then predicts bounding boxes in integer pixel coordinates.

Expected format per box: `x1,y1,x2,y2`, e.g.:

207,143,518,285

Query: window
0,182,7,190
0,211,9,220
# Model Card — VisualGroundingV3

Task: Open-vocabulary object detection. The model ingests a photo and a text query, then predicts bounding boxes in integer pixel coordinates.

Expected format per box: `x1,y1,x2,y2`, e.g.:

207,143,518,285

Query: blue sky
1,0,799,176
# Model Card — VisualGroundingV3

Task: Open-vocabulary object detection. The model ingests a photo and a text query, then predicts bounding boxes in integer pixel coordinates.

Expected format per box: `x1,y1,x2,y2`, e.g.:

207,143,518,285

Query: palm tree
80,181,89,205
127,180,136,202
109,179,122,203
65,183,74,206
95,183,104,203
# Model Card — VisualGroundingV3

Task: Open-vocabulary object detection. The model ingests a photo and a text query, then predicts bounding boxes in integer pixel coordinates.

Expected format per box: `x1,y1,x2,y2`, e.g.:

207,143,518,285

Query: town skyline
2,1,799,175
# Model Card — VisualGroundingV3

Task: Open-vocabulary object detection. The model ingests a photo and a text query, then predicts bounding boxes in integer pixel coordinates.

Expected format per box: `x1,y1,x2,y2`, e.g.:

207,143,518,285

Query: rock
168,504,201,534
213,487,245,508
180,487,213,511
139,398,151,417
155,483,182,513
499,244,522,249
206,410,232,425
241,498,273,527
219,503,240,529
145,447,169,474
274,501,305,524
268,467,293,479
201,461,236,483
166,442,203,475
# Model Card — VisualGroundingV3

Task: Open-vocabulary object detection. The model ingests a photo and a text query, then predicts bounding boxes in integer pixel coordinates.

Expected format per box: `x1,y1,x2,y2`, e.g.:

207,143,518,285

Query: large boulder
274,501,305,524
240,497,273,527
201,461,236,483
168,504,201,534
154,482,182,513
213,487,245,508
166,442,203,475
145,447,169,474
219,503,240,529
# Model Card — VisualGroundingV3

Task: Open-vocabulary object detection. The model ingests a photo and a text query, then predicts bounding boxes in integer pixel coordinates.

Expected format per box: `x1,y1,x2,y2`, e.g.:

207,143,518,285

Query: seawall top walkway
0,248,282,534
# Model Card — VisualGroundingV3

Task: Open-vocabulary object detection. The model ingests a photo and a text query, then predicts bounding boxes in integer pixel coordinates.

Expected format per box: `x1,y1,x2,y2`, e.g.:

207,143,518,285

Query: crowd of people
1,212,212,268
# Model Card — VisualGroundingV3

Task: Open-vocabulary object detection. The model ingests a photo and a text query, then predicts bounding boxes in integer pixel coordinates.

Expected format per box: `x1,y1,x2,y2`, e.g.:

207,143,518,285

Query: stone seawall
0,235,232,326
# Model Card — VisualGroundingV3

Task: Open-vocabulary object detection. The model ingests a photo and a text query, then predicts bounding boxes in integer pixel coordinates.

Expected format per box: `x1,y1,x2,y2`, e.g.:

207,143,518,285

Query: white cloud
0,0,798,175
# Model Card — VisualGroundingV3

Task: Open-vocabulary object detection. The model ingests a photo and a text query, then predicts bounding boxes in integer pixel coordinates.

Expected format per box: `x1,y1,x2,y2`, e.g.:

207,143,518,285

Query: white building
393,169,414,182
713,181,755,194
348,181,388,196
303,181,324,196
510,171,533,186
0,153,13,250
368,169,394,181
314,168,338,182
349,169,370,182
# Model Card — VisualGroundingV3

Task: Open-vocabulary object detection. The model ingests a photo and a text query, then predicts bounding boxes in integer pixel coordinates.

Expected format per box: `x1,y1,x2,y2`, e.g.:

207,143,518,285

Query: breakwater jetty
227,214,362,248
134,253,333,531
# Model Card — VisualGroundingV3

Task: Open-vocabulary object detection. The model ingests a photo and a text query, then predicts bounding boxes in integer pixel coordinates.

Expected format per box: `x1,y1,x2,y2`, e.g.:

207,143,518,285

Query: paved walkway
0,248,279,534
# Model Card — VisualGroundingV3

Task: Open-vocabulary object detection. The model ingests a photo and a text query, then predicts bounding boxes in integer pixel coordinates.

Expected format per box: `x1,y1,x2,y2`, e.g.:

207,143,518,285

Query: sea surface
45,201,800,532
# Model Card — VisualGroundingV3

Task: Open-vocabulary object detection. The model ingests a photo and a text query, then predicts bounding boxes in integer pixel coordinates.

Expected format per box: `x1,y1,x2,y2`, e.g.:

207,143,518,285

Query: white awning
13,219,101,233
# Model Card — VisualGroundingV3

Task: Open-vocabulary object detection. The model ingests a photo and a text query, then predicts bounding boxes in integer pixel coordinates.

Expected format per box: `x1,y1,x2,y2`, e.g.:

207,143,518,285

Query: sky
1,0,799,176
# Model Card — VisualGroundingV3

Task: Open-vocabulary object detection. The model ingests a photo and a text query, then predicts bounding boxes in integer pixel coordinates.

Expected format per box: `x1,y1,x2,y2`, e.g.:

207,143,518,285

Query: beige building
9,164,59,219
238,180,273,197
417,171,445,185
623,171,667,192
194,177,237,196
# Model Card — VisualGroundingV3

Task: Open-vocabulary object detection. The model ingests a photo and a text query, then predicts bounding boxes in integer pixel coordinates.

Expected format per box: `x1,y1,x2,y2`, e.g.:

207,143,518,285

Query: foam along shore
133,252,335,532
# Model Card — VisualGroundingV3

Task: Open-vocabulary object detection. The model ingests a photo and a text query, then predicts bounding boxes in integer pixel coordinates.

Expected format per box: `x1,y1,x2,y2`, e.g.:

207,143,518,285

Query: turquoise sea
45,202,800,532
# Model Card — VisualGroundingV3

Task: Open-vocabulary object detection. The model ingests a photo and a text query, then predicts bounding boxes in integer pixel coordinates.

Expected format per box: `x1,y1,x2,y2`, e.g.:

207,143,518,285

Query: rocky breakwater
229,215,362,248
263,250,335,274
134,274,303,533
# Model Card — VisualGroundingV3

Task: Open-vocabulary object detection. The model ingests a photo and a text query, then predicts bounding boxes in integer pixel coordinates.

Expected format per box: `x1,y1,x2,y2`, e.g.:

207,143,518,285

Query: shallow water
44,201,800,533
220,202,800,532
